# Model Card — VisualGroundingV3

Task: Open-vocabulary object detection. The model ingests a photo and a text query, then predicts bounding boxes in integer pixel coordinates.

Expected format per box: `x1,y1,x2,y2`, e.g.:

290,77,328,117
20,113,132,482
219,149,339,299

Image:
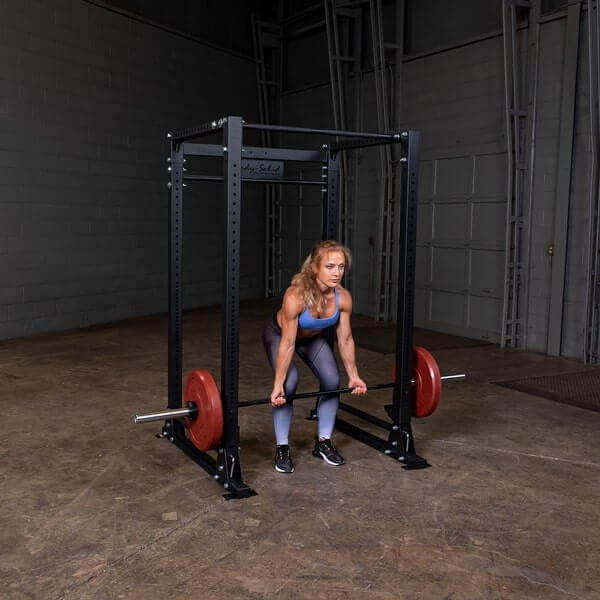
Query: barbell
134,347,465,453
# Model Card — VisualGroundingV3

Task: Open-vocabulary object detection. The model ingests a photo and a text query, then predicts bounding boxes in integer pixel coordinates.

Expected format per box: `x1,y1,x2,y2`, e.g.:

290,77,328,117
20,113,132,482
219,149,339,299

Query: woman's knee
320,369,340,392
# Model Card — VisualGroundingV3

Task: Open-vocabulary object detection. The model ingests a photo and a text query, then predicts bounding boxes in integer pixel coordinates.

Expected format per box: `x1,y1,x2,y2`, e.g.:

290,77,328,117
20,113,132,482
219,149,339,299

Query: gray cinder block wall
273,84,335,292
279,3,594,359
519,13,592,357
0,0,263,340
402,34,508,344
552,15,593,358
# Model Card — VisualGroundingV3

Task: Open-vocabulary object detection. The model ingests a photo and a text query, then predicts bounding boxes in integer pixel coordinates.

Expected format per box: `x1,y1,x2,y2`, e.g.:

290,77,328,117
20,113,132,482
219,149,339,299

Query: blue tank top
298,287,340,331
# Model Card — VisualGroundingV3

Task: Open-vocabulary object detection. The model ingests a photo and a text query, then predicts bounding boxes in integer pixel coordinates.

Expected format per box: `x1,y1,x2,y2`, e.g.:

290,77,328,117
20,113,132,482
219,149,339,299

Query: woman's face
313,250,346,289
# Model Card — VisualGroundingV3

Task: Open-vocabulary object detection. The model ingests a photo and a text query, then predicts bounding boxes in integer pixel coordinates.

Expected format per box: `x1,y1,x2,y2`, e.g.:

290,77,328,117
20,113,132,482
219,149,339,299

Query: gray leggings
262,315,339,445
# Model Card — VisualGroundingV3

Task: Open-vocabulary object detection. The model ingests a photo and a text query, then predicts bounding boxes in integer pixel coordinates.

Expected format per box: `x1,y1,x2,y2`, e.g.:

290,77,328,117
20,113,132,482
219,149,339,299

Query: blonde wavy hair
291,240,352,315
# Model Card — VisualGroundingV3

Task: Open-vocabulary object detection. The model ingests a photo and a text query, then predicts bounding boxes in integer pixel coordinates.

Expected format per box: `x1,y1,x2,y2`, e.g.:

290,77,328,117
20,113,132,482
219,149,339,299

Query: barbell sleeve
438,373,466,382
134,404,197,425
133,373,465,424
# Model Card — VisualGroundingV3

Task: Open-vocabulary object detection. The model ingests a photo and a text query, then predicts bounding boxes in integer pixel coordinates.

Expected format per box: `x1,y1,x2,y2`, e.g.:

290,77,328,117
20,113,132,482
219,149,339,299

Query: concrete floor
1,303,600,599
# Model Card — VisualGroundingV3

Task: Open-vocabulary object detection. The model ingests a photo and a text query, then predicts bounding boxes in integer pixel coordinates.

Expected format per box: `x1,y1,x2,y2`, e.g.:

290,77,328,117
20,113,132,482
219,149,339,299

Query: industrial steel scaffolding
585,0,600,363
501,0,540,349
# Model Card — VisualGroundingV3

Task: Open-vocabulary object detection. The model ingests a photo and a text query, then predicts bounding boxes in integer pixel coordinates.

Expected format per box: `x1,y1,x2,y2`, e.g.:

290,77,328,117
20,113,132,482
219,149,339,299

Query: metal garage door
415,152,507,342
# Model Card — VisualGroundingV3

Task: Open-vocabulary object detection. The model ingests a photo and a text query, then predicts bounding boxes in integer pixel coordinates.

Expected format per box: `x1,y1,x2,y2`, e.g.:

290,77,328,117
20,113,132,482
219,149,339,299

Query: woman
262,240,367,473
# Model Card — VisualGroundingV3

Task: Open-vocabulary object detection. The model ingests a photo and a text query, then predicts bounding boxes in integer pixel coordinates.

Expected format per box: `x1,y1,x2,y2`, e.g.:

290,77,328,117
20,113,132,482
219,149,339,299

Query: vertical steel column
217,117,255,499
378,0,396,322
325,151,339,357
251,13,272,299
585,0,600,363
308,150,340,420
324,0,346,134
347,6,364,297
508,1,522,346
501,0,520,349
251,14,281,298
370,0,393,321
168,141,184,411
323,151,340,240
501,0,540,349
324,0,363,295
389,0,406,319
548,2,582,355
221,117,243,448
521,0,542,349
388,131,427,467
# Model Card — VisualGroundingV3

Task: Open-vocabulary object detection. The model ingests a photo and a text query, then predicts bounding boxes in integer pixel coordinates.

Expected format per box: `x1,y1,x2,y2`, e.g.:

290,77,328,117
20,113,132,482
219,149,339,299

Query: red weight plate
391,347,442,418
184,369,223,451
412,346,442,417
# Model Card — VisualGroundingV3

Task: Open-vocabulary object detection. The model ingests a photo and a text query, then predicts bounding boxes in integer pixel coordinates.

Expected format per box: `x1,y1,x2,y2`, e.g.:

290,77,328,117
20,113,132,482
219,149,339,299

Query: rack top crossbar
243,122,402,140
169,116,404,144
170,119,225,142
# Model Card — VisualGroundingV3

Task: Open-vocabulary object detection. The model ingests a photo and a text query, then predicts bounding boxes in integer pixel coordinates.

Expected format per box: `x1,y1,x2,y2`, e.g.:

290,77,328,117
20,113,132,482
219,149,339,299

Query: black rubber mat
352,326,490,354
498,370,600,413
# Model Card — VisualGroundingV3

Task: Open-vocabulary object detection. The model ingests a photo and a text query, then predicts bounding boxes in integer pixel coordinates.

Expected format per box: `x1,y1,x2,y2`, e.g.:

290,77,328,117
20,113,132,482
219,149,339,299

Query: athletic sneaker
312,438,345,466
274,444,295,473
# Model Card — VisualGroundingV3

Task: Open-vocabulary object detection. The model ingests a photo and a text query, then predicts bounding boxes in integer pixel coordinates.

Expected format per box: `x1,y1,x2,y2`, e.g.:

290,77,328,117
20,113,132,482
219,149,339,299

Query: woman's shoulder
282,285,305,313
336,285,352,310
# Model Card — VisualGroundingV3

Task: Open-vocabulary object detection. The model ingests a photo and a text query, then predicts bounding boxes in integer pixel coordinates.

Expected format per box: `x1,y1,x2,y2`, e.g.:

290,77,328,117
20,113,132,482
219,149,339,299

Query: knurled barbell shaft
239,382,393,407
133,373,465,424
239,373,465,408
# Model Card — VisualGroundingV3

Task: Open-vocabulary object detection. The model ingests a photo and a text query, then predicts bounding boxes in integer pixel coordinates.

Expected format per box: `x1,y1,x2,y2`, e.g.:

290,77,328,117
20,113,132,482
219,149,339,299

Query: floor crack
428,438,600,469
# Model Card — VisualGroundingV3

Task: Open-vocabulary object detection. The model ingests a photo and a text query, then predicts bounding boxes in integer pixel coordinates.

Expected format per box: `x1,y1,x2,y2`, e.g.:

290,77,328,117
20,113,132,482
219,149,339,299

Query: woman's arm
336,289,367,395
271,288,301,405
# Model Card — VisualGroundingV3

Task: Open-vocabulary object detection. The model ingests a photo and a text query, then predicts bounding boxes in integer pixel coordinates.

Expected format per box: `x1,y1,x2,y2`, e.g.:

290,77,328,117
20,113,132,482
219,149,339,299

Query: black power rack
163,116,424,499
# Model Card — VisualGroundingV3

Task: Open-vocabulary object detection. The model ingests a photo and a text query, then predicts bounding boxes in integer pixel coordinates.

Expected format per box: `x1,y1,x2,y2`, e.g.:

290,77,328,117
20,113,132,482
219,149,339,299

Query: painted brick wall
400,36,508,342
402,38,506,159
276,85,334,292
0,0,263,340
354,72,399,319
278,78,385,317
525,14,592,358
399,13,593,358
275,7,593,359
